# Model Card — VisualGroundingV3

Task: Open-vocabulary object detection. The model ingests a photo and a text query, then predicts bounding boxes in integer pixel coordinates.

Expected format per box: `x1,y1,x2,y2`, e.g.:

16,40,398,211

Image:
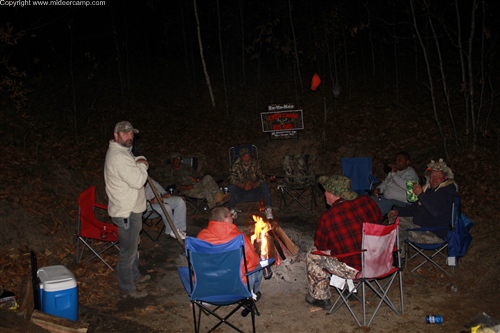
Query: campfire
250,215,299,277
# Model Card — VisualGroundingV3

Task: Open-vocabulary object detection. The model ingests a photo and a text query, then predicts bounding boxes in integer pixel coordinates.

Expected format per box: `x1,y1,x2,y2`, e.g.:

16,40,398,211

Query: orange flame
251,215,271,258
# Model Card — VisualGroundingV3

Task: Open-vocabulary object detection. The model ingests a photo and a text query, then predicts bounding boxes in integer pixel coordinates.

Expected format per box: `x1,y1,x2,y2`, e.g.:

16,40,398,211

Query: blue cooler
37,265,78,321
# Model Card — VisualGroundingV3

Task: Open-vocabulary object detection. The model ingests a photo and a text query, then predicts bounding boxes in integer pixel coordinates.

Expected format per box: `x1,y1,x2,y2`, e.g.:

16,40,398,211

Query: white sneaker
265,207,273,220
230,209,238,219
169,230,187,240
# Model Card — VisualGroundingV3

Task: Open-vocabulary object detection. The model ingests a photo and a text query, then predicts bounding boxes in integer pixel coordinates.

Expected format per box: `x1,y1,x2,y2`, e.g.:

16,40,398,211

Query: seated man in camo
227,147,273,220
305,175,382,310
160,152,231,209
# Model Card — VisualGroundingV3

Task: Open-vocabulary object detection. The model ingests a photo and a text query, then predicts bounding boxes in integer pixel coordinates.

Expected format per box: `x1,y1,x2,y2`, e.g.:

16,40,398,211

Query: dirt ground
72,197,496,333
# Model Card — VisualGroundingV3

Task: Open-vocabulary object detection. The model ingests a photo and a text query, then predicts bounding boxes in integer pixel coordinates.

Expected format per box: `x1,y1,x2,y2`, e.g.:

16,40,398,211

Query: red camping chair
77,186,119,270
313,218,404,327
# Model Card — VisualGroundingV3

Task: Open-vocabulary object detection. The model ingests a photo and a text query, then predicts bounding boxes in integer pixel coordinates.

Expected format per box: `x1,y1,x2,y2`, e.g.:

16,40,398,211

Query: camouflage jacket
161,163,199,187
228,157,265,187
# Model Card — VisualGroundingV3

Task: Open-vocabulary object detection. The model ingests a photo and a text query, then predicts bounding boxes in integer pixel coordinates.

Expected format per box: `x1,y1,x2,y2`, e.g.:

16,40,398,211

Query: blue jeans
371,196,409,216
228,183,272,210
112,212,143,293
247,269,263,294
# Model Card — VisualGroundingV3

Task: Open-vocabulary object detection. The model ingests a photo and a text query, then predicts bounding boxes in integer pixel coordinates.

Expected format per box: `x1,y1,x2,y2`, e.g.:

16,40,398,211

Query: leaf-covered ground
1,68,499,332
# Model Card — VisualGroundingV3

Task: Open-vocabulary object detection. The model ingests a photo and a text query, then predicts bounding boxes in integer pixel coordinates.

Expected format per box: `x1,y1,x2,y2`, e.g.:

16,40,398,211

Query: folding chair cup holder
178,235,262,333
77,186,119,270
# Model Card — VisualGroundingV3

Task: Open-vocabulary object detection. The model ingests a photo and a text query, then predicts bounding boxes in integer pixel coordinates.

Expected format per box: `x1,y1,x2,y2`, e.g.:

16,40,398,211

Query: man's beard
120,139,133,147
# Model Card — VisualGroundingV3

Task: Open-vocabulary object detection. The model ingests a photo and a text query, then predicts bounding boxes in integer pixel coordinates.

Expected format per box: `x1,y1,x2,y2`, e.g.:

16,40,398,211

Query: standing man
305,175,382,310
104,121,150,299
228,148,273,220
371,151,419,216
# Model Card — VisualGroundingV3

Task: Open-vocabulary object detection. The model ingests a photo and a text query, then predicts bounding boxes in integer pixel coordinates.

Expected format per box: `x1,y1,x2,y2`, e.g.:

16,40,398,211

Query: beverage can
406,180,418,203
100,226,107,239
426,315,443,324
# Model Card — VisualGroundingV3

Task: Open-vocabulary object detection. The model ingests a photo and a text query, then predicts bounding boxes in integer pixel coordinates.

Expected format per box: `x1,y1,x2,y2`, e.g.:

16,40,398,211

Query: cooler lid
37,265,77,291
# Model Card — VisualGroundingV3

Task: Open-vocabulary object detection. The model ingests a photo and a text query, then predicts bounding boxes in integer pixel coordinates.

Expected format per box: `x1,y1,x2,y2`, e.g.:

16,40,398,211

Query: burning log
273,225,299,256
268,229,286,260
250,215,299,266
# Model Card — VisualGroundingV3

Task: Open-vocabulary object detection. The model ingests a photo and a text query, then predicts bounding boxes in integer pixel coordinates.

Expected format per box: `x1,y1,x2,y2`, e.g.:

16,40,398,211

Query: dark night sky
2,0,499,92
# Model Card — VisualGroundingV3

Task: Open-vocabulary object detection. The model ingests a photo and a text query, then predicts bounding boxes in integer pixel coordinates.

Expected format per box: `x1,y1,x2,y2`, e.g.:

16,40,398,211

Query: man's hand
373,188,380,197
243,181,254,190
412,183,423,196
136,158,149,170
387,210,398,219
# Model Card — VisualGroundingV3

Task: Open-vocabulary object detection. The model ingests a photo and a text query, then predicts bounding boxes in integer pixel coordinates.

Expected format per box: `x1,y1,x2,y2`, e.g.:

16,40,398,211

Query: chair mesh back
78,187,101,238
341,157,373,195
186,236,251,304
78,186,117,241
361,221,398,278
283,154,314,187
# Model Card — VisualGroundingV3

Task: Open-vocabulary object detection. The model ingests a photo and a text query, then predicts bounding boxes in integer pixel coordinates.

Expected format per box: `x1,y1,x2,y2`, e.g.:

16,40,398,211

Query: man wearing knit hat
388,158,458,243
305,175,382,310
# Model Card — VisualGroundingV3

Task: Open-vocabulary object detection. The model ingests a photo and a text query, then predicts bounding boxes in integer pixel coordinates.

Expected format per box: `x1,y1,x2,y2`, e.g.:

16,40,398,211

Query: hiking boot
264,207,273,220
215,192,231,205
254,291,262,302
169,229,187,240
120,289,148,299
305,293,332,310
135,275,150,284
230,209,238,219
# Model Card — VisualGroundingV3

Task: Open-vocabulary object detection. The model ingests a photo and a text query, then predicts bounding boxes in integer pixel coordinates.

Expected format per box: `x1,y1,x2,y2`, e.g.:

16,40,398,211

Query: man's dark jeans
228,183,272,210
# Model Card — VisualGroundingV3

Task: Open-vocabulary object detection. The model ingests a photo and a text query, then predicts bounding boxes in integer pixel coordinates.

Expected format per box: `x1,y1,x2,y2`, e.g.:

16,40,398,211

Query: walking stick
147,176,185,250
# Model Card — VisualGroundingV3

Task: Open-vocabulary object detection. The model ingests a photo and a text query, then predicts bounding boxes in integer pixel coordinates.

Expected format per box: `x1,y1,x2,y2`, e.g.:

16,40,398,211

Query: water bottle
426,315,443,324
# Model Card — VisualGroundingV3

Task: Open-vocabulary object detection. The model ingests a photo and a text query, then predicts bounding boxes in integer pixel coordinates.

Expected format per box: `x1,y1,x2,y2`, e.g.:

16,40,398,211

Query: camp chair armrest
406,226,449,232
94,202,108,210
245,258,276,276
312,250,364,259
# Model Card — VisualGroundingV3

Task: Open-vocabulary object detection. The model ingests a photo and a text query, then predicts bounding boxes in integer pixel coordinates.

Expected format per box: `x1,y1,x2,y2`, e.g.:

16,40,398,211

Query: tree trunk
287,0,303,95
411,0,448,159
193,0,215,108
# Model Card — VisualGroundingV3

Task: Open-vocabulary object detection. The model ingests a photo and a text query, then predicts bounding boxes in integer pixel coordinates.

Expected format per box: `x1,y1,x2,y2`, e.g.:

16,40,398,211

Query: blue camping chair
405,194,472,274
178,235,264,333
341,157,379,196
